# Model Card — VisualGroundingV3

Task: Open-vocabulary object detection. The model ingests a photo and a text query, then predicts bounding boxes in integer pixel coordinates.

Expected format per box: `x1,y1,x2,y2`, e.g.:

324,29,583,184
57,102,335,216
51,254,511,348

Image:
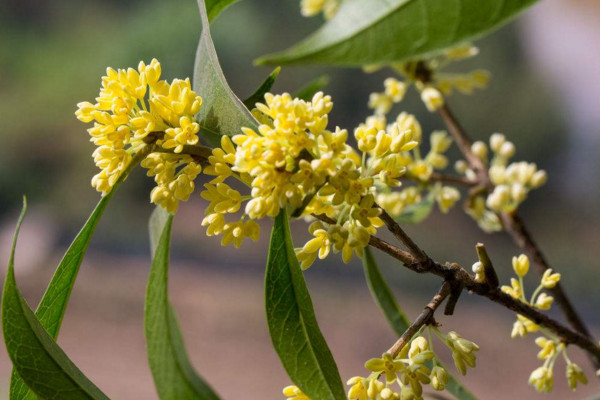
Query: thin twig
437,102,597,368
312,213,600,363
387,282,452,358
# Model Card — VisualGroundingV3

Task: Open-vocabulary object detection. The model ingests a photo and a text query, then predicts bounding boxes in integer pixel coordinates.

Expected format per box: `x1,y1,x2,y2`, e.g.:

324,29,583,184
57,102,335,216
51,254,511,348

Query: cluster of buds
75,59,204,213
459,133,547,232
283,330,478,399
499,254,587,392
362,44,489,115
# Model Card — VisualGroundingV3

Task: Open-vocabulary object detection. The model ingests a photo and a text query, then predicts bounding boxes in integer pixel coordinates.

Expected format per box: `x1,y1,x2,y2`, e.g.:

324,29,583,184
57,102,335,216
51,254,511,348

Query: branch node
475,243,499,289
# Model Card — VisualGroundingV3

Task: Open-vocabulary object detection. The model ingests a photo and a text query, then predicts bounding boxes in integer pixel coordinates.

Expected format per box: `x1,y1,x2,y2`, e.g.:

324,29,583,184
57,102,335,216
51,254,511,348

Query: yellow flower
529,366,553,393
201,183,242,214
512,254,530,278
283,385,310,400
221,219,260,248
76,59,203,211
535,337,557,360
566,363,587,390
535,293,554,310
365,353,404,383
541,269,561,289
429,366,448,391
420,87,444,112
346,376,368,400
384,78,407,102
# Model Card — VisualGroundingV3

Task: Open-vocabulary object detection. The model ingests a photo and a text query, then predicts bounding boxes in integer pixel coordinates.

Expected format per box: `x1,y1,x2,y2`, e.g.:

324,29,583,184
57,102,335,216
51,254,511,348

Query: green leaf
205,0,243,22
265,211,345,400
242,67,281,109
293,75,330,102
145,207,220,400
363,248,411,334
2,199,110,400
362,248,479,400
256,0,540,66
9,186,123,400
394,193,434,224
194,0,257,147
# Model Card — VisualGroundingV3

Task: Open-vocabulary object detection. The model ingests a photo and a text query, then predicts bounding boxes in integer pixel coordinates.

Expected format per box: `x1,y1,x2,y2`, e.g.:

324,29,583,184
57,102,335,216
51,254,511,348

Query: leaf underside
145,207,220,400
257,0,540,66
2,201,109,400
194,0,257,147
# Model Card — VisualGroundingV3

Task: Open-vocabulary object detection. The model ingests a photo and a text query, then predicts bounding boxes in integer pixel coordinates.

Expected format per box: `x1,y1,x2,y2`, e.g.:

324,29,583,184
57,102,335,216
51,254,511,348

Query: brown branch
436,101,598,368
499,212,594,343
312,213,600,363
379,208,428,261
387,282,452,358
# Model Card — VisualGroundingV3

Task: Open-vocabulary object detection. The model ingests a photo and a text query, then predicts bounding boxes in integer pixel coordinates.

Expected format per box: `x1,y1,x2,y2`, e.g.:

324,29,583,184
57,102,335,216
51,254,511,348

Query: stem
436,101,597,368
387,282,452,358
311,212,600,364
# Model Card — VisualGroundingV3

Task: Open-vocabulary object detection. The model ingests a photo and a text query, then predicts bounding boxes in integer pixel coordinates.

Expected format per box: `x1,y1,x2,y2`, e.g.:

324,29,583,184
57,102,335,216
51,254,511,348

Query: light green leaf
256,0,540,66
205,0,243,22
9,188,123,400
394,192,435,224
7,145,154,399
194,0,257,147
362,248,479,400
242,67,281,109
265,211,346,400
145,207,220,400
293,75,330,102
2,200,110,400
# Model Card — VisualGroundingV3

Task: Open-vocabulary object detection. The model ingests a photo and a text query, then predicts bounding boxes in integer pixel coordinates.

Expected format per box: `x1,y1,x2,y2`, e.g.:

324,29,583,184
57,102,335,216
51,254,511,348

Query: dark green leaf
362,248,479,400
194,0,257,147
265,211,345,400
205,0,242,22
293,75,330,102
2,199,110,400
145,207,220,400
9,184,123,400
394,193,434,224
256,0,540,66
243,67,281,110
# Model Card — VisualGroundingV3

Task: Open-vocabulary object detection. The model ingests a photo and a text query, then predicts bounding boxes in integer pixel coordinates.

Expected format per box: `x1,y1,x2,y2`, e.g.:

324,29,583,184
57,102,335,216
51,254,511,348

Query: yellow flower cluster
300,0,340,19
76,59,203,213
363,44,489,115
499,254,586,393
340,330,477,400
458,133,547,231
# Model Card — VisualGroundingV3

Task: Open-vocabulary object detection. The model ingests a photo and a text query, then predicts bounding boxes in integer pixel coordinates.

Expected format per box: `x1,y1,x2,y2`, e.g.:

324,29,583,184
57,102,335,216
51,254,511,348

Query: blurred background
1,0,599,398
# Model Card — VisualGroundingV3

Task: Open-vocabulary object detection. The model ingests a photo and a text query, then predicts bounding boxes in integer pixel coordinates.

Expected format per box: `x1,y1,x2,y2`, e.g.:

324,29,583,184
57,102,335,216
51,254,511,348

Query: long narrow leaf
265,210,345,400
242,67,280,110
194,0,257,147
205,0,243,22
145,207,220,400
363,248,479,400
9,183,123,399
257,0,541,66
2,200,110,400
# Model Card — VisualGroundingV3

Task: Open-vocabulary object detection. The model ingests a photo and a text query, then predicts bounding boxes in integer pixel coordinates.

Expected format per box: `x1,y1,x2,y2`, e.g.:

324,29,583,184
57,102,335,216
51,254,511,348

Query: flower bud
541,269,561,288
421,87,444,112
512,254,530,277
430,366,449,391
490,133,506,153
471,141,488,160
499,141,516,158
